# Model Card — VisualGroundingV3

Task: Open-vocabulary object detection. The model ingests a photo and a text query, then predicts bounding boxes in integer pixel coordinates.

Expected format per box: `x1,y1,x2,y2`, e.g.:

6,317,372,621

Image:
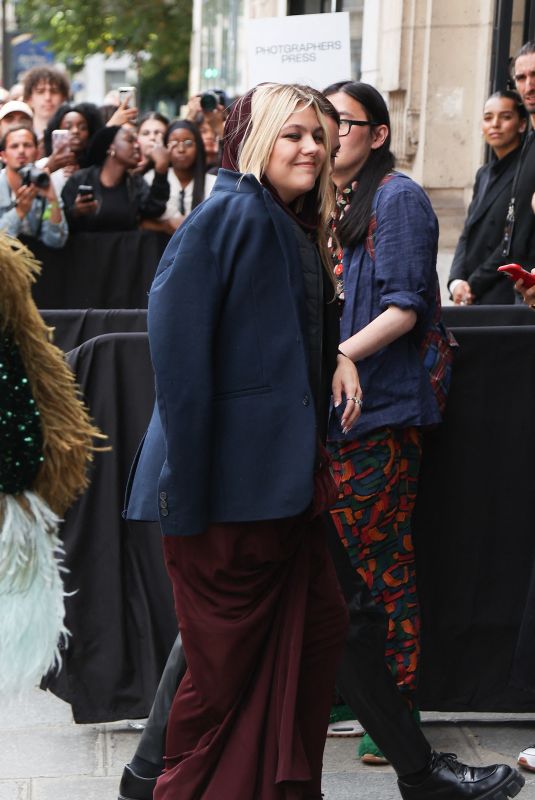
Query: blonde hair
238,83,336,285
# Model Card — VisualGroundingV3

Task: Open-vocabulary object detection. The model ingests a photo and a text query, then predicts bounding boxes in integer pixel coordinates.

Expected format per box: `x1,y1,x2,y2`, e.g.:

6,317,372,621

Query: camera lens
200,92,218,112
34,171,50,190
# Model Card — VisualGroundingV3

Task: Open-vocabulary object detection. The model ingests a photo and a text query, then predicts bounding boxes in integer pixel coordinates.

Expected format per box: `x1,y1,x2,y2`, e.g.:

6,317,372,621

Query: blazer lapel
468,158,517,227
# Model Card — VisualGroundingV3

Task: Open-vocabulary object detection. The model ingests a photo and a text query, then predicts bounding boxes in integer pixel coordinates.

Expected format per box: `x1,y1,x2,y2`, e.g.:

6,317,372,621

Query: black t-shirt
94,181,137,232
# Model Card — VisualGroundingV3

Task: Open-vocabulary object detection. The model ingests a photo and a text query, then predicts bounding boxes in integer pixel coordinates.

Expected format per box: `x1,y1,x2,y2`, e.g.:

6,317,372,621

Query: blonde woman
125,83,361,800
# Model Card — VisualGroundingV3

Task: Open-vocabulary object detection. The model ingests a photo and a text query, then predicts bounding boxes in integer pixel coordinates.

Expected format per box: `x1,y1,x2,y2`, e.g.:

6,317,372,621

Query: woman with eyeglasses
144,120,216,235
324,81,446,766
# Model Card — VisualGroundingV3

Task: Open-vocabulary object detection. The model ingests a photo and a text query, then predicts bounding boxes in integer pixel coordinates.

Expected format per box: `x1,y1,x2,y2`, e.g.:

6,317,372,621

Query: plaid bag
365,175,458,417
418,284,458,415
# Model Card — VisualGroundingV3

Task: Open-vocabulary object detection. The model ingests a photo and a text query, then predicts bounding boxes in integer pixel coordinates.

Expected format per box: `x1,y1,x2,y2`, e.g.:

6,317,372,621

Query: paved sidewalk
1,688,535,800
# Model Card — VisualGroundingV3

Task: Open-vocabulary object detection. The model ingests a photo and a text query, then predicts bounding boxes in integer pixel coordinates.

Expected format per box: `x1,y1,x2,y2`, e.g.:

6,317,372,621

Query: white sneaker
518,745,535,772
326,719,365,737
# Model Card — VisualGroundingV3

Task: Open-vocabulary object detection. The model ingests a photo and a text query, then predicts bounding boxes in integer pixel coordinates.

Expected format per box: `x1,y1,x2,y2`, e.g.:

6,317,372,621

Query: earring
109,149,116,158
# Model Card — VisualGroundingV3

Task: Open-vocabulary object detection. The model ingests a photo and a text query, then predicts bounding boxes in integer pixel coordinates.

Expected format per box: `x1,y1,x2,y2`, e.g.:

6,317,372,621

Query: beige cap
0,100,33,121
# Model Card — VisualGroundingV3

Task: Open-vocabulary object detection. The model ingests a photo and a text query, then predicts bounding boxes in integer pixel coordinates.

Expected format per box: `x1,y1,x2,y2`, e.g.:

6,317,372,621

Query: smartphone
77,184,94,201
118,86,136,108
51,129,70,151
497,263,535,288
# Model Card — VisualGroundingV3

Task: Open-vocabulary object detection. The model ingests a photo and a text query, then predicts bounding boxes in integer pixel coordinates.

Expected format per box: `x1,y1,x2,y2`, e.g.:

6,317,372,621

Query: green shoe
358,732,389,765
329,703,355,724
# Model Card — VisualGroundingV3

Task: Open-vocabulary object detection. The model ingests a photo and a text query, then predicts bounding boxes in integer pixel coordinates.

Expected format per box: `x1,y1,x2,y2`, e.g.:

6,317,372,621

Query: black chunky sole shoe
118,764,158,800
398,751,525,800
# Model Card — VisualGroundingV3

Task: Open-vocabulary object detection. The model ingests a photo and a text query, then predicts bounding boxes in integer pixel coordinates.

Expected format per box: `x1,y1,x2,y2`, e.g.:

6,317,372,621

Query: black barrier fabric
442,305,535,327
44,327,535,720
42,333,177,723
39,307,535,355
415,326,535,711
41,309,148,352
27,231,170,309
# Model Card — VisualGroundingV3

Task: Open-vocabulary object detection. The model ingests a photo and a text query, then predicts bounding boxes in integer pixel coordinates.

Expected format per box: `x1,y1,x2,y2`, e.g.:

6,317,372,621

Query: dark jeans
131,514,431,779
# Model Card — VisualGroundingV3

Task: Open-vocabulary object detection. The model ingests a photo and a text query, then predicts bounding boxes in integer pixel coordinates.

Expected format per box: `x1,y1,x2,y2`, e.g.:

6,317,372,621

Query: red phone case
497,263,535,287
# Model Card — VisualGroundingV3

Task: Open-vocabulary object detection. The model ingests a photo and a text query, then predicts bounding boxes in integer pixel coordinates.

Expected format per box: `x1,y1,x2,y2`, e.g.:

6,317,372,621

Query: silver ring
349,396,363,408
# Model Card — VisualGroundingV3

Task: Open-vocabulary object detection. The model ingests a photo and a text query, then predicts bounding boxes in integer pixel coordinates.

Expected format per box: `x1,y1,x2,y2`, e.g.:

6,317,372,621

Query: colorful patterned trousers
329,426,422,698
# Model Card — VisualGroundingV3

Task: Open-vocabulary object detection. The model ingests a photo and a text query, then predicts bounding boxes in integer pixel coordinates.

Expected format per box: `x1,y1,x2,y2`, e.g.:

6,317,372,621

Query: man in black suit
448,90,527,304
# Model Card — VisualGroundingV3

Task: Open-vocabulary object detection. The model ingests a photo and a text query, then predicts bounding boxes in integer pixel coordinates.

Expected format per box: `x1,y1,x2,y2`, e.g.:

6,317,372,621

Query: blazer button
161,508,169,517
302,394,310,407
160,499,168,509
159,491,167,500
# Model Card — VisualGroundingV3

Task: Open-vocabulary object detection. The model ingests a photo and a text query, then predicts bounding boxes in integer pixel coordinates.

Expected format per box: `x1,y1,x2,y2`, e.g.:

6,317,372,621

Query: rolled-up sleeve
374,188,438,317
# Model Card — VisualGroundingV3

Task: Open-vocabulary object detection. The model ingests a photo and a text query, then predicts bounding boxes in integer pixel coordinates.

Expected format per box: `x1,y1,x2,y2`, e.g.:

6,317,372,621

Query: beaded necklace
328,180,357,304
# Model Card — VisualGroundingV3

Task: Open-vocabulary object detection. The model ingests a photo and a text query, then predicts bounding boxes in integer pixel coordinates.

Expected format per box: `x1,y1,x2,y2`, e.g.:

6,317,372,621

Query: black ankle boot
398,751,525,800
118,764,159,800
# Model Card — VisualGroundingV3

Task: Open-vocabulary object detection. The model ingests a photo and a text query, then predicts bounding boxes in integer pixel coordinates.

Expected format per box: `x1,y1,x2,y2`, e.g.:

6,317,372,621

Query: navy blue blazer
125,170,318,536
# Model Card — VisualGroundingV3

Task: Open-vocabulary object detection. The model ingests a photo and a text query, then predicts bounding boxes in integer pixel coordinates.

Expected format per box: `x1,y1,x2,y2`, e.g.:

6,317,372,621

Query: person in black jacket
457,43,535,304
62,125,169,232
448,90,527,304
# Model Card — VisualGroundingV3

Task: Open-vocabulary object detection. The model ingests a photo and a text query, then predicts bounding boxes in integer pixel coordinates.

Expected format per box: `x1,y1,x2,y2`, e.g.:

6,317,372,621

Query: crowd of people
2,41,535,800
0,66,224,249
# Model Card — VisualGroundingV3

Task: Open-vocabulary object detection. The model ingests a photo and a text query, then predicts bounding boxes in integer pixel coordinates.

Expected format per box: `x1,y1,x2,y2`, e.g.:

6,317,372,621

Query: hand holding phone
118,86,136,109
77,184,94,201
74,185,97,217
498,263,535,288
52,129,70,152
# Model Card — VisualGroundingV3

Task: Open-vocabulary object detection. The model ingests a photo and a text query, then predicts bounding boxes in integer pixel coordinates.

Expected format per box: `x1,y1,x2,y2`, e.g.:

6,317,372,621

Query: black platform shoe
398,751,525,799
118,764,158,800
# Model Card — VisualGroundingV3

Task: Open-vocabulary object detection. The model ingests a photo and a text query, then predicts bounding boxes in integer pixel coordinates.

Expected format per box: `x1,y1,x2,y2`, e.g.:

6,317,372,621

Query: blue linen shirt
0,169,68,248
329,172,441,441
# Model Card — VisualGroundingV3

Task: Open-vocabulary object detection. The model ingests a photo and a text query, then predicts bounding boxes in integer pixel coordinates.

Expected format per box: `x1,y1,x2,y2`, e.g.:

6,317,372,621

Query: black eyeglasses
339,119,378,137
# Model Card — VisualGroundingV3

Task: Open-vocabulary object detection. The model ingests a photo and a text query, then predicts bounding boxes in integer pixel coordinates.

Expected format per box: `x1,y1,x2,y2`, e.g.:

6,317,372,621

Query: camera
18,164,50,190
200,89,226,112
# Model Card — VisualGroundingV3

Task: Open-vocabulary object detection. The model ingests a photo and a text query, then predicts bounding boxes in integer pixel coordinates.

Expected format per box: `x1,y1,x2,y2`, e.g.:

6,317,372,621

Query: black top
461,132,535,301
62,166,169,233
449,146,521,304
291,221,340,443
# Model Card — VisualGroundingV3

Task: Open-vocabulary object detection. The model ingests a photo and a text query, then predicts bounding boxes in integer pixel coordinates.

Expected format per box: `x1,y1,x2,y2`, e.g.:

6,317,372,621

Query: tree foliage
16,0,192,89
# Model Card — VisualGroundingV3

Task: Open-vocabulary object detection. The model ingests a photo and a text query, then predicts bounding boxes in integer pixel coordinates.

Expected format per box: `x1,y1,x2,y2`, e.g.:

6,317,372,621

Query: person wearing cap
0,100,33,136
61,125,169,233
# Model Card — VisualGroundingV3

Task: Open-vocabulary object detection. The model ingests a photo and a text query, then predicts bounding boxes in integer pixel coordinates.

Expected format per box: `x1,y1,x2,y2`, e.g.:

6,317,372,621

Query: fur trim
0,491,69,695
0,235,106,515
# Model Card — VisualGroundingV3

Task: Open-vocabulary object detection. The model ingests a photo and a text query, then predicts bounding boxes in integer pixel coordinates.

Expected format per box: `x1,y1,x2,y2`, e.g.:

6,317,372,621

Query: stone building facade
189,0,534,245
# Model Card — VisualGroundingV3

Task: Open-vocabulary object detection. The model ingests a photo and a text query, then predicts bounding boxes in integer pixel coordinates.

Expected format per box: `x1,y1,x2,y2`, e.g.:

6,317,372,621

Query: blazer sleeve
374,187,438,317
147,212,223,535
448,167,484,287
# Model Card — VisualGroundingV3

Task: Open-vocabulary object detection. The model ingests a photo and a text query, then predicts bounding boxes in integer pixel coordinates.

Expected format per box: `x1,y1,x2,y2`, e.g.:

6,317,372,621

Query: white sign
246,12,351,91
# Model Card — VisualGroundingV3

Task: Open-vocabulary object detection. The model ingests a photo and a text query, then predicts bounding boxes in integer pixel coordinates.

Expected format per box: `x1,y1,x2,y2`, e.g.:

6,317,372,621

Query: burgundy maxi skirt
155,513,348,800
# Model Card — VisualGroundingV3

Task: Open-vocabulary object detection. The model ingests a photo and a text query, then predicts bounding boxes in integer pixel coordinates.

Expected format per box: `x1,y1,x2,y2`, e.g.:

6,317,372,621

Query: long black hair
164,119,207,211
43,102,104,165
324,81,395,248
